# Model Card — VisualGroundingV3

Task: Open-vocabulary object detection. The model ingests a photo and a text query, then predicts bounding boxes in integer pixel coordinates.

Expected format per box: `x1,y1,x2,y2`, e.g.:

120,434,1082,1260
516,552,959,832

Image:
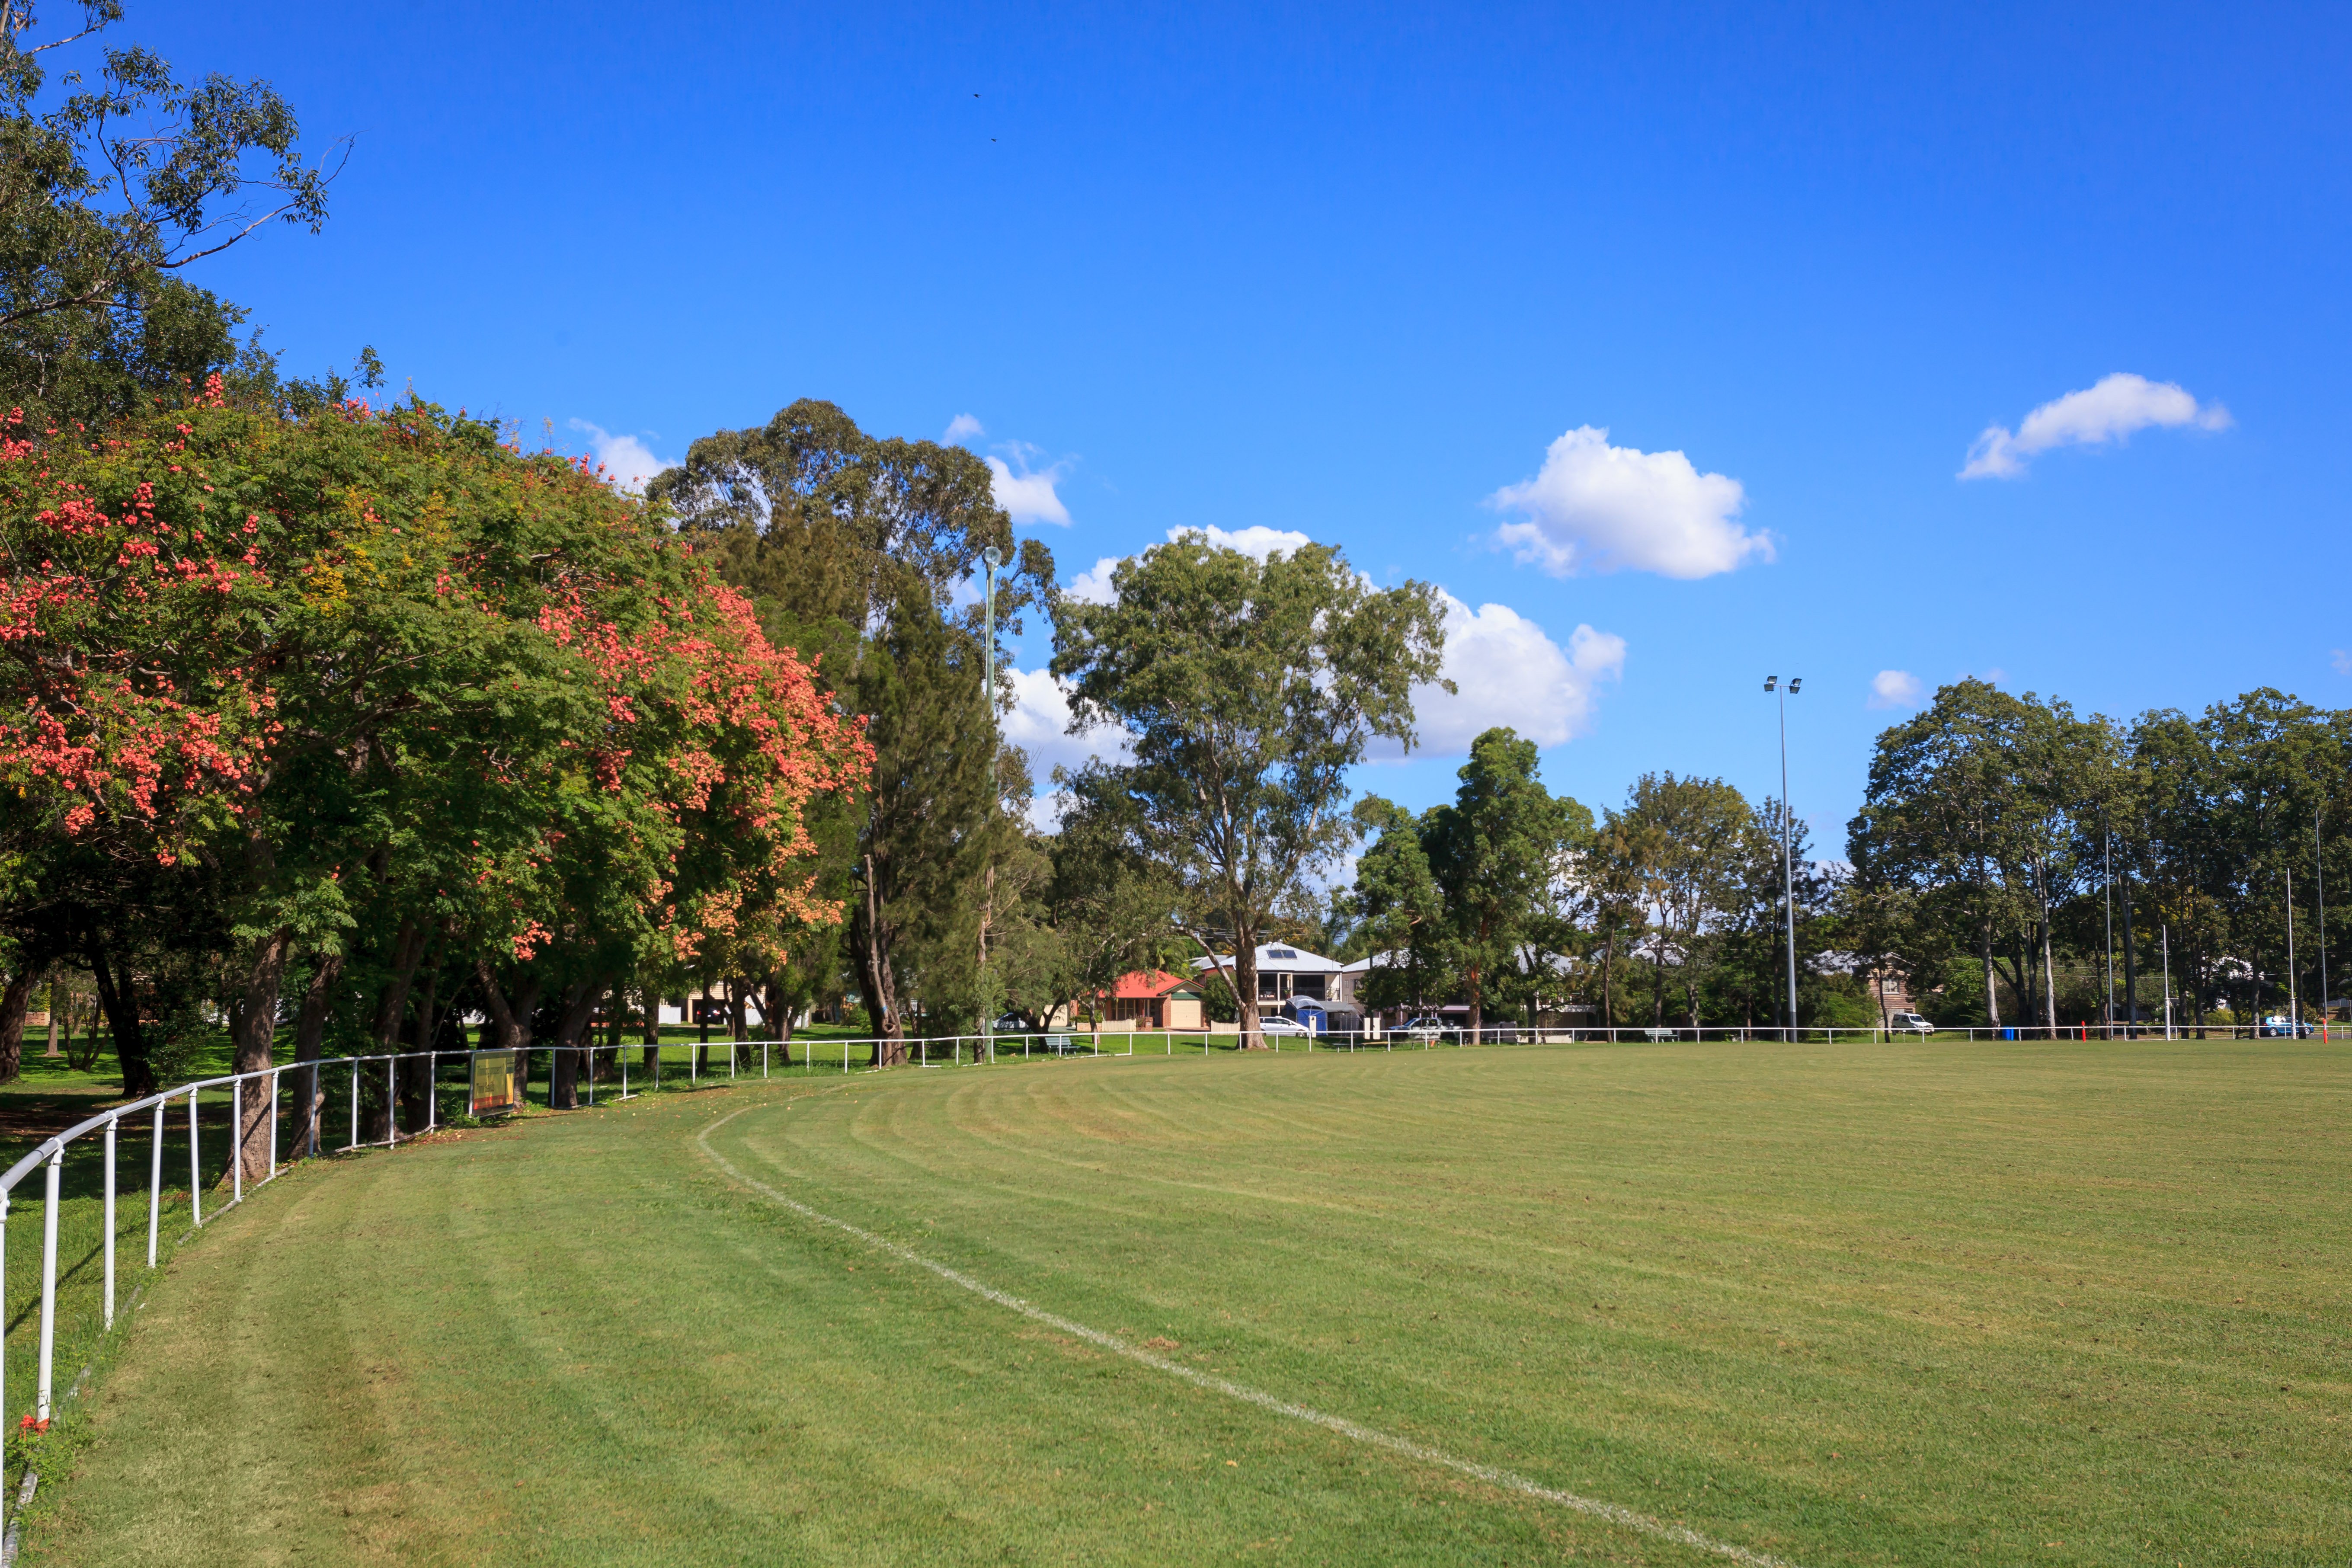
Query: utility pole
1764,675,1802,1040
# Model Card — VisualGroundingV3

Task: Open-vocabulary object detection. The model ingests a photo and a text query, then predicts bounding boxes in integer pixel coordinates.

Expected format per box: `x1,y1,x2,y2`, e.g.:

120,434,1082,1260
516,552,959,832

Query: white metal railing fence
0,1014,2324,1495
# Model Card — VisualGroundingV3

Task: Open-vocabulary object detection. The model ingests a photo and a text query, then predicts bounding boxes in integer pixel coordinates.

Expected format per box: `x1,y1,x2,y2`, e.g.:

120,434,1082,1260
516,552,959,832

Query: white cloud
944,413,985,443
1002,666,1132,828
1166,524,1316,560
984,447,1072,526
1867,669,1923,710
1065,556,1123,604
1959,373,2231,480
2334,649,2352,677
1369,592,1626,758
568,419,670,495
1486,426,1769,579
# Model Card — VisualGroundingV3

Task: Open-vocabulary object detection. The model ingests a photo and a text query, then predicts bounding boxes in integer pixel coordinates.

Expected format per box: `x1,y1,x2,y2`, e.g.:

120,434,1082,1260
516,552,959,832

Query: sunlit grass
12,1036,2348,1565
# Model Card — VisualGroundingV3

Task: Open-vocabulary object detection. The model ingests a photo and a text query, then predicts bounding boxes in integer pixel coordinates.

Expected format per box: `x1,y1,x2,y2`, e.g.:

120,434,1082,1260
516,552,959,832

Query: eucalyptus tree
1852,681,2050,1028
0,0,340,429
1594,773,1761,1027
1339,797,1453,1017
1422,728,1588,1034
650,399,1054,1061
1051,534,1448,1045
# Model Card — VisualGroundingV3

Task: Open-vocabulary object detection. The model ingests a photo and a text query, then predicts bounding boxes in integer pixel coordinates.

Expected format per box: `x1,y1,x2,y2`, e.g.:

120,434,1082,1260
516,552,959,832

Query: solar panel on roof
1269,948,1297,958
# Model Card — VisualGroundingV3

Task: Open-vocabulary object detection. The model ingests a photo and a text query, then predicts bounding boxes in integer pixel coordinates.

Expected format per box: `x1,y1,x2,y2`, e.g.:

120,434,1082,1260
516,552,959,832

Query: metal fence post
269,1068,281,1178
103,1115,118,1329
189,1088,203,1226
148,1098,163,1268
37,1147,62,1421
348,1061,358,1152
231,1078,243,1205
0,1188,8,1454
428,1053,438,1130
386,1059,397,1146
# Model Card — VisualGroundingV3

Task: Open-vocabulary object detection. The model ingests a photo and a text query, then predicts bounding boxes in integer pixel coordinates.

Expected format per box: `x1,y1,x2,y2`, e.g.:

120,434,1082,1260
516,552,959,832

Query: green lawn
9,1037,2348,1565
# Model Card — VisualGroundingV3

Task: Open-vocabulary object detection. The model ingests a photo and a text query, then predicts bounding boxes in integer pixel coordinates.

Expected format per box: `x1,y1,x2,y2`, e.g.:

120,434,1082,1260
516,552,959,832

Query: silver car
1888,1011,1935,1037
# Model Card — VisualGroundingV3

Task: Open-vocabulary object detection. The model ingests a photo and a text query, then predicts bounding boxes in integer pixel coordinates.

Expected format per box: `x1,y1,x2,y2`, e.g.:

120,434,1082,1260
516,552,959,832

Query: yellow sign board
470,1050,522,1117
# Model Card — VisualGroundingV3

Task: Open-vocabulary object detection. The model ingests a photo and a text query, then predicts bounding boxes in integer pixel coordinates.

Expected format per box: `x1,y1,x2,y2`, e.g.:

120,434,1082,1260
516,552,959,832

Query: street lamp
1764,675,1802,1039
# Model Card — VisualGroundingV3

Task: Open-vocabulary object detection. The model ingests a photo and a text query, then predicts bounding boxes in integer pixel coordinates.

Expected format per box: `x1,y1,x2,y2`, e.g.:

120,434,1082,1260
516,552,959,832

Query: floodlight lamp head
1763,675,1777,692
982,544,1004,570
1789,677,1803,694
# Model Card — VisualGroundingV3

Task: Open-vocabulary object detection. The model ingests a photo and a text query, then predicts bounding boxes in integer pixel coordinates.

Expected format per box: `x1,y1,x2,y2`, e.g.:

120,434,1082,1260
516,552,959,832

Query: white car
1888,1011,1935,1037
1257,1016,1313,1037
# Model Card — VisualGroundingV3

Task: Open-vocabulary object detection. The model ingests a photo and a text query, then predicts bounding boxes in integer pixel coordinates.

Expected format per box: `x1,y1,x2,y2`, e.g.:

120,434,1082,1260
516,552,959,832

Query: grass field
10,1036,2349,1565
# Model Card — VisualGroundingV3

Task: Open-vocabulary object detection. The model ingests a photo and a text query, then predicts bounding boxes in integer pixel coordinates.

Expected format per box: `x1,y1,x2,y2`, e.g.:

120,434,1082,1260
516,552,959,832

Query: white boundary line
696,1104,1804,1568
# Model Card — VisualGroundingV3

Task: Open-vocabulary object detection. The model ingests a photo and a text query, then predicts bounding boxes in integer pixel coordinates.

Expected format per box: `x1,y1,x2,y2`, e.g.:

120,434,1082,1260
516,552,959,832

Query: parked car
1887,1011,1935,1037
1257,1016,1312,1037
2260,1014,2315,1038
1397,1016,1449,1038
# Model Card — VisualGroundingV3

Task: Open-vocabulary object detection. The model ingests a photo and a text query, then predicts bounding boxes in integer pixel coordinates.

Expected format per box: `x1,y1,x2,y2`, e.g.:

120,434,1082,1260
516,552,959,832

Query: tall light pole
1764,675,1802,1039
979,544,1003,1056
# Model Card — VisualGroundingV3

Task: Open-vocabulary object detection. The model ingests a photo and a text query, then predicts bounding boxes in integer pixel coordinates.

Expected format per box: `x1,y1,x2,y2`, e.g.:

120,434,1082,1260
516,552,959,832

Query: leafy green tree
651,400,1053,1063
1051,534,1448,1045
1421,728,1584,1034
0,3,339,430
1338,797,1452,1018
0,391,868,1168
1595,772,1760,1027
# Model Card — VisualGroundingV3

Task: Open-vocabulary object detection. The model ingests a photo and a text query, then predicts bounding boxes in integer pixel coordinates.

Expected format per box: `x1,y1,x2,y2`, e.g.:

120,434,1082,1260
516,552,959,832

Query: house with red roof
1101,970,1206,1030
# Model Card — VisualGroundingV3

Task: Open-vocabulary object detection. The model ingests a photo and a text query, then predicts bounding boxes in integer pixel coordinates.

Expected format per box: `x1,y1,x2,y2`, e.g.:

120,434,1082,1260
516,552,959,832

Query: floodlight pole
1765,676,1802,1040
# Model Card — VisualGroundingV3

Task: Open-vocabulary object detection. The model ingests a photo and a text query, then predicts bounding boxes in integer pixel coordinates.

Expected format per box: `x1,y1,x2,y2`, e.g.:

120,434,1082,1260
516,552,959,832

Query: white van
1888,1011,1935,1037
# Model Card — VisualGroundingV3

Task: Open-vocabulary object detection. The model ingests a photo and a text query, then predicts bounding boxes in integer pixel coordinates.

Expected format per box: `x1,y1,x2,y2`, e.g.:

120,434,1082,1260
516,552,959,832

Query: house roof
1111,969,1200,1000
1191,943,1344,975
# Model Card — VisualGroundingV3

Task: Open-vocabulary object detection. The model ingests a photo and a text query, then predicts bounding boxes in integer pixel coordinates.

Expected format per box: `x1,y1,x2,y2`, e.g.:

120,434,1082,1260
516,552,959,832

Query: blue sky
134,2,2352,847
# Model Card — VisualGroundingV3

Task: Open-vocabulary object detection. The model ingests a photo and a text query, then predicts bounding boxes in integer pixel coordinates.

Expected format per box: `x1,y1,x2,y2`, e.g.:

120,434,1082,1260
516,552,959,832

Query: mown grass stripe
696,1101,1803,1568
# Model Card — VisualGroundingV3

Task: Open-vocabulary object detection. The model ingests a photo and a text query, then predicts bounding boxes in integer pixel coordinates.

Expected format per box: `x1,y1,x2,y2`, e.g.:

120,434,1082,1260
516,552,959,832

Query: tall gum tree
1050,534,1447,1046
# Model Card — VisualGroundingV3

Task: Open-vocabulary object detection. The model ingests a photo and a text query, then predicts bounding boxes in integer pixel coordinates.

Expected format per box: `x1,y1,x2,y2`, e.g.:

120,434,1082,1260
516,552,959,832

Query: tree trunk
363,918,429,1142
228,925,295,1187
400,950,446,1131
1601,925,1618,1029
286,953,343,1158
857,853,906,1066
474,962,542,1109
764,976,793,1066
548,979,601,1110
1980,923,2002,1028
86,942,154,1098
0,970,35,1083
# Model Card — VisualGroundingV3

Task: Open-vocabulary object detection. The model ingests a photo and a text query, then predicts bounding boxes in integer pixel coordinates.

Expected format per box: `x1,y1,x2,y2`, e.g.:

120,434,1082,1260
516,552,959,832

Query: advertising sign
469,1050,522,1117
